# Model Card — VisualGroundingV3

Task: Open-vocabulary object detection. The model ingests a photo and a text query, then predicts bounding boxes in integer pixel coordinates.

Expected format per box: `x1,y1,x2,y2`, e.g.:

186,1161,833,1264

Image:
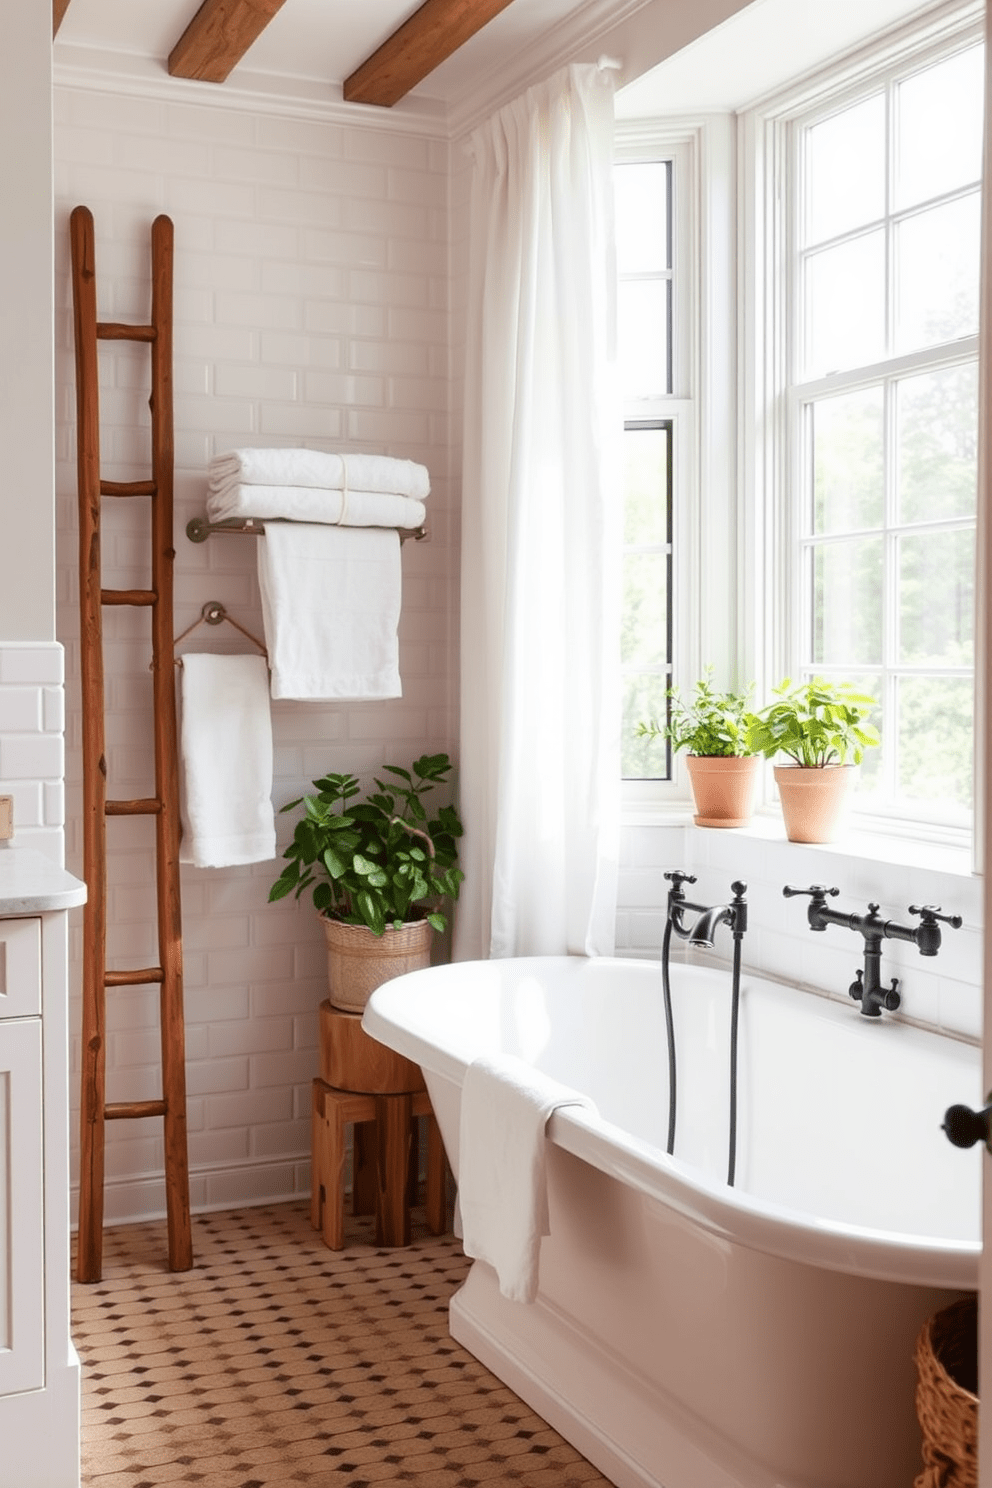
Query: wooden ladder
70,205,192,1283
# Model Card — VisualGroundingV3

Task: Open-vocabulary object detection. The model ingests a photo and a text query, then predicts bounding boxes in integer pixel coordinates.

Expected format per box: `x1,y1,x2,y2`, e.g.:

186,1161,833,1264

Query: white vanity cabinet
0,851,86,1488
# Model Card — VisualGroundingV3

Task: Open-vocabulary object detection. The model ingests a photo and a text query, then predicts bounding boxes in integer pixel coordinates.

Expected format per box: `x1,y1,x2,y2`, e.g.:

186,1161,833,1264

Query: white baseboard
71,1154,312,1229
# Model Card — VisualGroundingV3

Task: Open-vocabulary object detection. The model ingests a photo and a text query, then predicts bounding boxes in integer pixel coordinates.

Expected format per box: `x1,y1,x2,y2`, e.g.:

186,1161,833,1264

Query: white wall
0,10,66,866
53,84,456,1222
0,5,56,644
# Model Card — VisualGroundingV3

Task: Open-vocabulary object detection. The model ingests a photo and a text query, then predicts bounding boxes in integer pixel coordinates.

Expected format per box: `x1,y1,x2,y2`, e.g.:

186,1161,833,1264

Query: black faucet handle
909,904,963,930
783,884,840,902
664,870,697,888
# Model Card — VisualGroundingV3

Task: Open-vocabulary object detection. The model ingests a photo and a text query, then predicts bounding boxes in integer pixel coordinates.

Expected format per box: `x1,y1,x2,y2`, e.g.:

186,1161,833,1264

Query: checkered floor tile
72,1201,614,1487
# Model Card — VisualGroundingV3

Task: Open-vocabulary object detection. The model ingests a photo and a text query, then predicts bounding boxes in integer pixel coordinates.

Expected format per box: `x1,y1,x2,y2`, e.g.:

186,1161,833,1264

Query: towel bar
186,515,428,543
173,601,267,657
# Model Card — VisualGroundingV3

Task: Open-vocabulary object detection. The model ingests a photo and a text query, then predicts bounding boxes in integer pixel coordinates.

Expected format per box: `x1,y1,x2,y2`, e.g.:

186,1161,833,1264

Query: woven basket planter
322,914,433,1013
914,1295,978,1488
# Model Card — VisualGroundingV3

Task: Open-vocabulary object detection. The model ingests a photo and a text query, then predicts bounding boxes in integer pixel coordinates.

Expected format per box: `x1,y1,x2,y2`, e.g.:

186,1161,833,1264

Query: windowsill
621,803,976,879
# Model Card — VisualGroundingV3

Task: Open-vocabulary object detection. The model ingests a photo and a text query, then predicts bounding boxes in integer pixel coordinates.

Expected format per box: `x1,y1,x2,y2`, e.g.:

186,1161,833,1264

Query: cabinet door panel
0,1019,44,1395
0,919,41,1019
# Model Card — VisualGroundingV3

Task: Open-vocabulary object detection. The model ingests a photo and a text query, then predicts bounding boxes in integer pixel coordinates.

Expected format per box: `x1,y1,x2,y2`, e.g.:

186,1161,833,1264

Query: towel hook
173,601,267,659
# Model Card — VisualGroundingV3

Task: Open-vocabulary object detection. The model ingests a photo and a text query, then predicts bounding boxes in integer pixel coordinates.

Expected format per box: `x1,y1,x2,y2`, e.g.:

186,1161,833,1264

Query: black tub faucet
665,870,748,945
662,871,748,1185
783,884,962,1018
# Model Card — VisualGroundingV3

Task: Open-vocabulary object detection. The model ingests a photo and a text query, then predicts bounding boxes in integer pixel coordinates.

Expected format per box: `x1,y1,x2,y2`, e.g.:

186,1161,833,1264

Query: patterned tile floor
72,1201,614,1488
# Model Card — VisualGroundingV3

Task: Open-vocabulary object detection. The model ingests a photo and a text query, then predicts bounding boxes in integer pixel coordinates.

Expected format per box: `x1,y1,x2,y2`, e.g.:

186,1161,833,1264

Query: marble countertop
0,846,87,915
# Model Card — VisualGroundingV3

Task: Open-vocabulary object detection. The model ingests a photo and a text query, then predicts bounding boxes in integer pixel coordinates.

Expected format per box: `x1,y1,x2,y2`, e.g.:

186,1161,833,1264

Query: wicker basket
322,914,432,1012
914,1295,978,1488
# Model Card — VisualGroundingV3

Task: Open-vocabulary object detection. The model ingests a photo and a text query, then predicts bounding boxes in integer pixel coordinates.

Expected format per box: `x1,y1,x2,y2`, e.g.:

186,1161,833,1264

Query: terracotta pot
321,915,433,1013
773,764,856,843
685,754,761,828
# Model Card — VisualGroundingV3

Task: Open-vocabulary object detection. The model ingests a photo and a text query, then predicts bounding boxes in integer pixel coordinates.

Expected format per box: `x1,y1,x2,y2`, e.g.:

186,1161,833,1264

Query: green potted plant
746,677,880,842
638,671,761,828
269,752,464,1011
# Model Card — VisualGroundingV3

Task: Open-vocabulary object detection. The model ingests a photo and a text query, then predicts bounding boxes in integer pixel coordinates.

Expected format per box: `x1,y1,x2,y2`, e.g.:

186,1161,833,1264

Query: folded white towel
257,522,402,701
179,653,276,868
458,1054,598,1304
205,482,426,530
208,448,430,501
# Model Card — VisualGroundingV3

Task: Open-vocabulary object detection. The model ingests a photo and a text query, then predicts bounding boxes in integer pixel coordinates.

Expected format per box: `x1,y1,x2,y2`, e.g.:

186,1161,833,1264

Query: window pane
897,675,973,809
894,193,981,353
820,669,884,794
805,232,885,377
615,162,670,274
898,529,974,666
623,673,670,779
895,46,984,211
811,538,883,665
812,387,884,534
622,552,668,666
618,280,670,396
897,363,978,523
623,426,669,546
806,94,885,244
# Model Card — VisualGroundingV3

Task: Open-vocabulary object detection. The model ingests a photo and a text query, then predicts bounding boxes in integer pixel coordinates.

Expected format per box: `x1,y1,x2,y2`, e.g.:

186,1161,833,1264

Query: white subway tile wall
0,643,67,861
616,822,982,1044
53,84,456,1225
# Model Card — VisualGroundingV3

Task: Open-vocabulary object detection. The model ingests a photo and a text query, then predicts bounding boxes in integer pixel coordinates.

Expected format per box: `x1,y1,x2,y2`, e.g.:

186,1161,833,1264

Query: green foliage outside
808,355,977,811
268,753,464,938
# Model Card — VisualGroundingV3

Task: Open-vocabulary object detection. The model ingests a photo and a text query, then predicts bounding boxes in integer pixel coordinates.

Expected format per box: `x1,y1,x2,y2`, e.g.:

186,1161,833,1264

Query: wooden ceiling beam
344,0,517,108
53,0,72,37
168,0,288,84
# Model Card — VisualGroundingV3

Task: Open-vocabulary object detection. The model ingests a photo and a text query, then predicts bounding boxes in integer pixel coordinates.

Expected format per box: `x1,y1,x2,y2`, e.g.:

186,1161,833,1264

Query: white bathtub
363,956,981,1488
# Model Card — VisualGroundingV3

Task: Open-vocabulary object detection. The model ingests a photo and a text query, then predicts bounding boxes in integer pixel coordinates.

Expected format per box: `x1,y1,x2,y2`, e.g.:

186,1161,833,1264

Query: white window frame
617,116,739,813
740,0,984,848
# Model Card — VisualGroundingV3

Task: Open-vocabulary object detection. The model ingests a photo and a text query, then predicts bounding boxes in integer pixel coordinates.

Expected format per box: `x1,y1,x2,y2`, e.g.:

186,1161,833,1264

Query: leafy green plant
268,752,464,937
746,678,880,767
637,671,758,757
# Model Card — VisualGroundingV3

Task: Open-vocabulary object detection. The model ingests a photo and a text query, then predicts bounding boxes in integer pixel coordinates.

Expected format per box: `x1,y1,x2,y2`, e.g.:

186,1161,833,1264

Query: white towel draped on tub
208,448,430,502
458,1054,599,1303
257,522,402,701
179,652,276,868
205,482,426,531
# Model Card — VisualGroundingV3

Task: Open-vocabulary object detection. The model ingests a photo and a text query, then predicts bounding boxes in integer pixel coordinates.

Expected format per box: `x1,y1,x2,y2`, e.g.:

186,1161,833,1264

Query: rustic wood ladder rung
70,204,192,1284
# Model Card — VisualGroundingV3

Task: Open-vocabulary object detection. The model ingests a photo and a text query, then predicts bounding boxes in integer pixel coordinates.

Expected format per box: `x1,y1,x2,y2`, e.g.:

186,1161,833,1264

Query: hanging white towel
208,448,430,501
205,482,425,530
179,652,276,868
257,522,402,701
458,1054,598,1303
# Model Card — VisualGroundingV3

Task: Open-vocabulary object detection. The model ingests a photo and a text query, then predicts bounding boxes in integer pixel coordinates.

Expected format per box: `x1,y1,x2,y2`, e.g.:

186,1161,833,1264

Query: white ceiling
54,0,599,108
621,0,963,116
54,0,961,126
616,0,956,117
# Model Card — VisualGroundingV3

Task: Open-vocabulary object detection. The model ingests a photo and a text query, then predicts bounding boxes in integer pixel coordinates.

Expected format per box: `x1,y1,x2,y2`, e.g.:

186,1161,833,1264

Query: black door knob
942,1103,992,1150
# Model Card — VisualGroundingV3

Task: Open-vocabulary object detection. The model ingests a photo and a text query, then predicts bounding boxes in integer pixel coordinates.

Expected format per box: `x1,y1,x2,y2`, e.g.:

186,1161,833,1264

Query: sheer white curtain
454,63,620,963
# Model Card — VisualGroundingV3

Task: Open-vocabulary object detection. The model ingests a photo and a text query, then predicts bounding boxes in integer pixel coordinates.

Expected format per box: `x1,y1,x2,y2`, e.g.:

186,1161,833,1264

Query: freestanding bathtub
363,956,981,1488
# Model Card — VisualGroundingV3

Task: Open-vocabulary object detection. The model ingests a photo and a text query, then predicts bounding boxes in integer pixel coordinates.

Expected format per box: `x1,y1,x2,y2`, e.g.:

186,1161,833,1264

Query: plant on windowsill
746,677,880,843
269,752,464,1012
637,671,761,828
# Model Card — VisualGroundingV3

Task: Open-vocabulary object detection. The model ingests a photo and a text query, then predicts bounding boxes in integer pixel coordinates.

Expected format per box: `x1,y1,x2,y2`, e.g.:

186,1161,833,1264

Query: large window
784,26,983,830
617,159,675,779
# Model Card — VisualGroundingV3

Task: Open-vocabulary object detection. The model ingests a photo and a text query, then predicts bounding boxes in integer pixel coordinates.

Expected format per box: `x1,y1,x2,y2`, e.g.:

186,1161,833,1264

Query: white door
0,1017,44,1397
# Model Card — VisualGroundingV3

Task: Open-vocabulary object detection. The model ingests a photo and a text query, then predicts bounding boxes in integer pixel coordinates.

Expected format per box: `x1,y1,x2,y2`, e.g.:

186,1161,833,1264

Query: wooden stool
310,1079,448,1248
309,999,449,1249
